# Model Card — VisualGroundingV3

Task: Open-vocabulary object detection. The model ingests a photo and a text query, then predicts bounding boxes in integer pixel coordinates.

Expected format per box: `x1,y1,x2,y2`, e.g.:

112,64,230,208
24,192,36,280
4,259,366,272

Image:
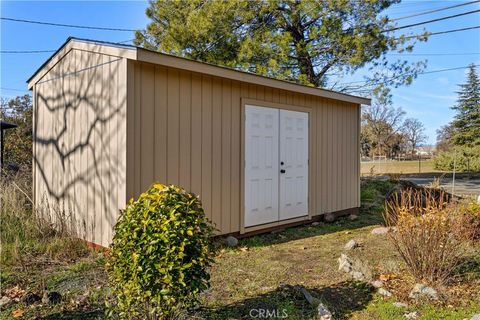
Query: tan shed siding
128,61,360,234
33,48,127,247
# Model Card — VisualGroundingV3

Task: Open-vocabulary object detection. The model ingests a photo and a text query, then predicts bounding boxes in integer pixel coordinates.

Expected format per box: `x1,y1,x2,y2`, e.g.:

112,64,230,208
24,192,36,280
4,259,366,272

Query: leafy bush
384,189,464,285
107,184,216,319
433,146,480,172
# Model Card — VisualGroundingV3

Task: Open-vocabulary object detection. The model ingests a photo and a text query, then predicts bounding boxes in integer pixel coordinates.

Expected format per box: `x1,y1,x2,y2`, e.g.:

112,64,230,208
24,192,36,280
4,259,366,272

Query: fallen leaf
4,286,26,299
12,309,24,318
379,273,397,282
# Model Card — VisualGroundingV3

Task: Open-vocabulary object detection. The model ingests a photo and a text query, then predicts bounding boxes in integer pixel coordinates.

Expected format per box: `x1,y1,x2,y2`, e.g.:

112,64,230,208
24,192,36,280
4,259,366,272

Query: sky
1,0,480,145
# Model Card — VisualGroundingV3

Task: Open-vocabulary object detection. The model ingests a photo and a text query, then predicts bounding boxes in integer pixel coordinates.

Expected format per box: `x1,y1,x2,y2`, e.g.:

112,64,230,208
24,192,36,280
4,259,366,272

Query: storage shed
28,38,370,247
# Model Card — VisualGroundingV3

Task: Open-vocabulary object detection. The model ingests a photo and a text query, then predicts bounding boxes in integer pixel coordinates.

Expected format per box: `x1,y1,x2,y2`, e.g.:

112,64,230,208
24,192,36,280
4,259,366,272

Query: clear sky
1,0,479,145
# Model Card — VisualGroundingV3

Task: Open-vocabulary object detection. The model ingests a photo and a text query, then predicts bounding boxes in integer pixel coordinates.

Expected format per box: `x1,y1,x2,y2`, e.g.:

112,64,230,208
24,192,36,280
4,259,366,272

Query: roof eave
27,38,137,90
137,47,371,105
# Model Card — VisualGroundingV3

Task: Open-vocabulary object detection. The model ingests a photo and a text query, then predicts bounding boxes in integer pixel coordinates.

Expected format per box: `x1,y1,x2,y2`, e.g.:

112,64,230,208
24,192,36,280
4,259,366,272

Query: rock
393,302,408,308
338,253,372,281
71,294,88,307
409,283,438,300
298,287,332,320
404,311,419,319
338,254,353,273
370,280,384,288
371,227,390,235
317,303,333,320
311,222,320,226
42,291,62,305
471,314,480,320
324,213,336,222
348,214,358,221
20,292,41,306
352,271,367,281
344,239,359,250
225,235,238,247
0,296,13,309
378,288,392,297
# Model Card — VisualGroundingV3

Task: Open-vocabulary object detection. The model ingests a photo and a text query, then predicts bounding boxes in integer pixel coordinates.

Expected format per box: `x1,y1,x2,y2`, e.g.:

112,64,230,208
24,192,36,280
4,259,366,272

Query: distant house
28,37,370,247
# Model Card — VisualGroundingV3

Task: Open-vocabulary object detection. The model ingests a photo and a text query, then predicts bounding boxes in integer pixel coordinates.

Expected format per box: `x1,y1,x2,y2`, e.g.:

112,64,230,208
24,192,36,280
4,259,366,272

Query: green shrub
107,183,216,319
433,146,480,172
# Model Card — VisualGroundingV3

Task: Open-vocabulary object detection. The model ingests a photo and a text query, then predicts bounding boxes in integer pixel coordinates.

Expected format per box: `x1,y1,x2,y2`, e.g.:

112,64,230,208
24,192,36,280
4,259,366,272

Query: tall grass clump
384,189,464,285
0,175,88,267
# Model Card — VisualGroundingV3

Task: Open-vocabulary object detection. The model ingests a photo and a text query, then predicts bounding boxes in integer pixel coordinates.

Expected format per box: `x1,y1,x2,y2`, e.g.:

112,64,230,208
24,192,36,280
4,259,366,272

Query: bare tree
402,118,427,157
362,99,405,158
436,124,455,152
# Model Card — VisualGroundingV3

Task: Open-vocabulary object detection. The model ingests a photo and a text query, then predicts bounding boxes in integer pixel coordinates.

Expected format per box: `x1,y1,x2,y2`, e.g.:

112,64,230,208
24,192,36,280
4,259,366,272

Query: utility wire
2,25,479,55
339,64,480,87
391,0,480,21
1,17,137,32
1,39,136,54
388,52,480,56
0,87,29,92
398,25,480,40
384,9,480,32
1,50,55,53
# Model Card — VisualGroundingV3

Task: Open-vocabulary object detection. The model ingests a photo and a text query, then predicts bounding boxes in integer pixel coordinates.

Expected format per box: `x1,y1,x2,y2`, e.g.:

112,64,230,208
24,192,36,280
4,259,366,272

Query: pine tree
135,0,427,91
451,64,480,146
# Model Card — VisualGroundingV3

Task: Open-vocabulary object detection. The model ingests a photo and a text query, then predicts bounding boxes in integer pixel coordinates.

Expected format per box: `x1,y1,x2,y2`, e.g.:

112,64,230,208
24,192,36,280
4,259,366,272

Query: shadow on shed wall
33,48,127,247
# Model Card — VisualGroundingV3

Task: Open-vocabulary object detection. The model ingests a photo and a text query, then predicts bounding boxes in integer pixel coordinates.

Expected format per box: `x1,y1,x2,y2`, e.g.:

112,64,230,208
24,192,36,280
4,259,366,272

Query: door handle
280,169,286,174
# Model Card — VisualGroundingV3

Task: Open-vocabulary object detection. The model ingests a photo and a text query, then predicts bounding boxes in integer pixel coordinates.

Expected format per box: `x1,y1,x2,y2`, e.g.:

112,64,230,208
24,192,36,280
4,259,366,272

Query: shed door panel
279,110,309,220
244,105,279,227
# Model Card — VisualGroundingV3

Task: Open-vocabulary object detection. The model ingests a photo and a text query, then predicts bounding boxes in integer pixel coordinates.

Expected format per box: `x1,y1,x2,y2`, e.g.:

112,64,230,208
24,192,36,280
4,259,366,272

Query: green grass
352,297,480,320
1,179,479,319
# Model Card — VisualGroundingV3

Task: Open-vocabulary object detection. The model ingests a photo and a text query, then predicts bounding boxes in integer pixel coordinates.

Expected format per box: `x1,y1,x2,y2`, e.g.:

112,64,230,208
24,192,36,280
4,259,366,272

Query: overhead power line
340,64,480,87
0,87,29,92
388,52,480,56
1,39,136,54
1,50,55,54
400,25,480,40
384,9,480,32
1,17,137,32
391,0,480,21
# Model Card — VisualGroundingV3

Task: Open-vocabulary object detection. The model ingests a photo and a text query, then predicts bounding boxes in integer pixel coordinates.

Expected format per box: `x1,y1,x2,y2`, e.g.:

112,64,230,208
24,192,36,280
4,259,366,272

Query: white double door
245,105,309,227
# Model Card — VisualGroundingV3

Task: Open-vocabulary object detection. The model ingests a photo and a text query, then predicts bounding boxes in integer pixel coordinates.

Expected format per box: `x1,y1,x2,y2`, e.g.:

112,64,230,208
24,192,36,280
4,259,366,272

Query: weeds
384,189,466,285
0,173,88,268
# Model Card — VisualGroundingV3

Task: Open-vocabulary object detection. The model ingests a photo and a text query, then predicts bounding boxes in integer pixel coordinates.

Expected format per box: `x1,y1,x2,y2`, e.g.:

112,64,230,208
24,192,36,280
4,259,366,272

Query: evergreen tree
136,0,427,91
451,64,480,147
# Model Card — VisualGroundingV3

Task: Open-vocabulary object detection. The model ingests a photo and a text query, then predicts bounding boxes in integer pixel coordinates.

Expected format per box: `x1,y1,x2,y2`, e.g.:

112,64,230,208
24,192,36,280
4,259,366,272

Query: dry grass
383,189,469,285
0,172,89,268
361,160,440,175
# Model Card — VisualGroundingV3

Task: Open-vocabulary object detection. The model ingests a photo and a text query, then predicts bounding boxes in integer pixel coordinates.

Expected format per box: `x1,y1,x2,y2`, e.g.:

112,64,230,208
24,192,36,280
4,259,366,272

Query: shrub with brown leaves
384,189,465,285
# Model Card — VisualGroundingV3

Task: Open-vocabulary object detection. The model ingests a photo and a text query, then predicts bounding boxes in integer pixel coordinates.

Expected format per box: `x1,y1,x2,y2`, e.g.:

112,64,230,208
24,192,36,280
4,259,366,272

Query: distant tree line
434,64,480,172
361,94,427,160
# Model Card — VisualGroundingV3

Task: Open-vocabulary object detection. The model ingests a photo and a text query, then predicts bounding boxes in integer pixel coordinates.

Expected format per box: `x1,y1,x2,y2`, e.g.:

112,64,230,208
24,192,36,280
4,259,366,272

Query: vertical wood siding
33,49,127,247
128,61,360,234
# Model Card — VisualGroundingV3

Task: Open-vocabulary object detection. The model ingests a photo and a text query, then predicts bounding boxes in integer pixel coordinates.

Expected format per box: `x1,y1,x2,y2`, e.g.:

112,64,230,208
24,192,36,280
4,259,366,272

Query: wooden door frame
240,98,314,234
